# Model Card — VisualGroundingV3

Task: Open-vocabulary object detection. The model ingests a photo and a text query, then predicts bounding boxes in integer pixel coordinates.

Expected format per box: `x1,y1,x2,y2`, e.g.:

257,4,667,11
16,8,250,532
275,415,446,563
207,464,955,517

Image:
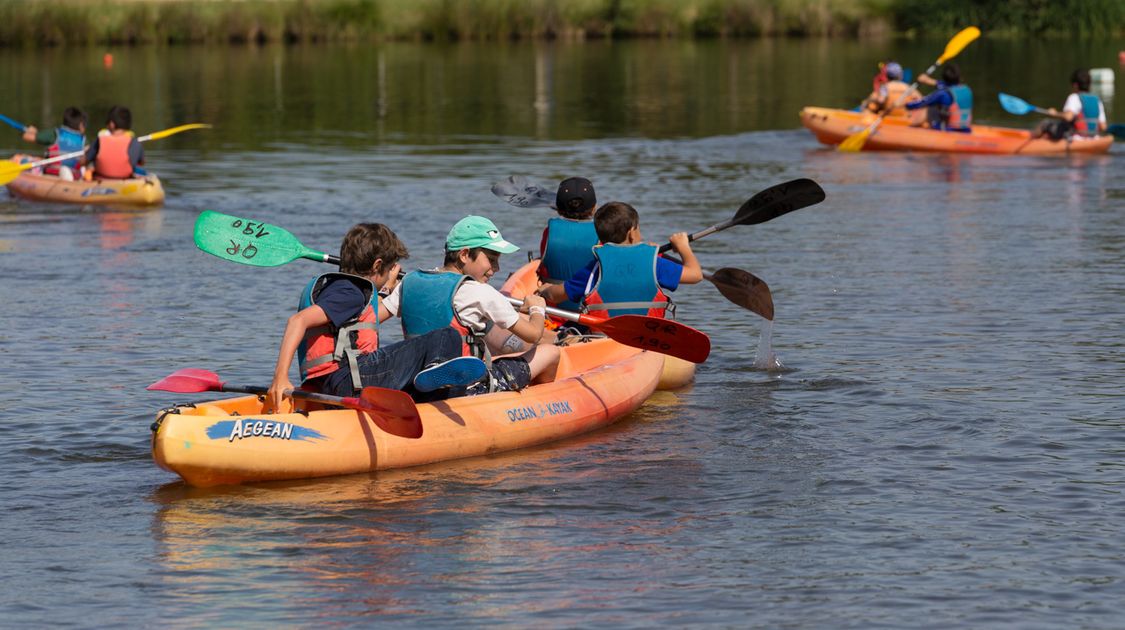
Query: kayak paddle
491,175,557,209
997,93,1050,117
839,26,980,152
705,267,773,322
1107,124,1125,140
656,178,825,253
0,113,26,132
0,122,212,186
148,368,423,439
195,210,341,267
506,298,710,364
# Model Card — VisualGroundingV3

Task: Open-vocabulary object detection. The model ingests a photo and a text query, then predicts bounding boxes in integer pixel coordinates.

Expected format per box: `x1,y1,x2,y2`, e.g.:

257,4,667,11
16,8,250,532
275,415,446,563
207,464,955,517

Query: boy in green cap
380,215,560,394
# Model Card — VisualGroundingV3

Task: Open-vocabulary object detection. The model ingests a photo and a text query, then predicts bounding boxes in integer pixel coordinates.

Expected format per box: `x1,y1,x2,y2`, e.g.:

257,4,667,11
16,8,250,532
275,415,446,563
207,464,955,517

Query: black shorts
490,357,532,391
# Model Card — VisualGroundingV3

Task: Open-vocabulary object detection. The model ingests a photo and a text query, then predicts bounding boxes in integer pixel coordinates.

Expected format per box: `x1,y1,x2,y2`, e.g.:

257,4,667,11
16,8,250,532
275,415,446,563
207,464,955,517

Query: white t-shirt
383,272,520,333
1063,93,1106,124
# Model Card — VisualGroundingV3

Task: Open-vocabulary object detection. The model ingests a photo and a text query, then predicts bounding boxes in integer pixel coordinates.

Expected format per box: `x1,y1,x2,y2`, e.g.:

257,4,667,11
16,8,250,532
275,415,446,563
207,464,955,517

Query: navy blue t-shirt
563,256,684,304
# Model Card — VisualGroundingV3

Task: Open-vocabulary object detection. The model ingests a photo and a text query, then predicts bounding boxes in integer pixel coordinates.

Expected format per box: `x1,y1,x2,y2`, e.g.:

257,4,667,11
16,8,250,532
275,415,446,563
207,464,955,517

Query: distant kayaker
861,62,921,118
537,201,703,319
538,176,599,313
906,63,972,132
20,106,87,181
83,105,145,179
265,223,487,413
1032,69,1107,140
381,215,561,396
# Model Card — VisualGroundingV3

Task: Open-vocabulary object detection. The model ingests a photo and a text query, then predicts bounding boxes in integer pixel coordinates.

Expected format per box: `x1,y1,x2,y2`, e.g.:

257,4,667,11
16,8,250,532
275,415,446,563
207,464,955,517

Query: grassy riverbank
1,0,1122,46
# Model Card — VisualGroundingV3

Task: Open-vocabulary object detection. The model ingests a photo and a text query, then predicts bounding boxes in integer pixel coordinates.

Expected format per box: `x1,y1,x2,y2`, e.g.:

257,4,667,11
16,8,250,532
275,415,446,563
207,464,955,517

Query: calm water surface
1,40,1123,627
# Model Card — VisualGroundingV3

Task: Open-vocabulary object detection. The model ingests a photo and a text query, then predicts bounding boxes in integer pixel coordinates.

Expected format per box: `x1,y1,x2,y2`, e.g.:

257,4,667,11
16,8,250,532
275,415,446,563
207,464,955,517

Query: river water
2,39,1123,627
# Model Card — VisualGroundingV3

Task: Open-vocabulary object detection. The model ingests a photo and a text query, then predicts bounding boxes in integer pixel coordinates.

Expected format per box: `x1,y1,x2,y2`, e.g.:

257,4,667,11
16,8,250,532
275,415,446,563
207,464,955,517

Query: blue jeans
318,327,464,399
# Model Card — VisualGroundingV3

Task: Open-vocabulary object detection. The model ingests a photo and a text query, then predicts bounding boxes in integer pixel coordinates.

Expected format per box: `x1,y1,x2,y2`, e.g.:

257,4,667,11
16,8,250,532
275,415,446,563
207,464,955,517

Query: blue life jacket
582,243,670,318
45,126,85,175
296,273,379,388
398,270,484,358
944,85,972,130
541,217,599,311
1074,93,1102,136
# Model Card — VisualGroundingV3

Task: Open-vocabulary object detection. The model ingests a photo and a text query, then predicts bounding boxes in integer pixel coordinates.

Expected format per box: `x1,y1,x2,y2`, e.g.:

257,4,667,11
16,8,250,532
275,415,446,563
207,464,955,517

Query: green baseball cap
445,215,520,254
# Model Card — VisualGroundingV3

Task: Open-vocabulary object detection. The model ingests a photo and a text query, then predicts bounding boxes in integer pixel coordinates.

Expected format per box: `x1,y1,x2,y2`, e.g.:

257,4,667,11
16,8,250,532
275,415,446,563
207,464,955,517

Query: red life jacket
582,243,670,319
297,273,380,390
94,133,135,179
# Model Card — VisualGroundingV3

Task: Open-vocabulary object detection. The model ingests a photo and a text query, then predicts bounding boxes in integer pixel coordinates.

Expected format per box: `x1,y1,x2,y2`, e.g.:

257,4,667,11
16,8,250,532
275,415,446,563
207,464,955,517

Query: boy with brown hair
538,201,702,318
266,223,485,412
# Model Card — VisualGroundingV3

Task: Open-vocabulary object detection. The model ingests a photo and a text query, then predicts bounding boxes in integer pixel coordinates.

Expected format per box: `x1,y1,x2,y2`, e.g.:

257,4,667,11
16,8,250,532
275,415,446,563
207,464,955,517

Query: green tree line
2,0,1122,46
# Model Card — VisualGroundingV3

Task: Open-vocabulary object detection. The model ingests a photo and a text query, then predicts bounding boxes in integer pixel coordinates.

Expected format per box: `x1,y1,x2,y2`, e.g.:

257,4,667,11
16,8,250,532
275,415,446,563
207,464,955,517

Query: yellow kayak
6,154,165,206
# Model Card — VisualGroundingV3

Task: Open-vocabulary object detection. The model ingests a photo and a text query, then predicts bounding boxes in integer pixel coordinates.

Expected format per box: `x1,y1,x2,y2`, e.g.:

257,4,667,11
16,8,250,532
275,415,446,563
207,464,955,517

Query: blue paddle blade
1106,124,1125,140
0,113,26,131
998,93,1035,116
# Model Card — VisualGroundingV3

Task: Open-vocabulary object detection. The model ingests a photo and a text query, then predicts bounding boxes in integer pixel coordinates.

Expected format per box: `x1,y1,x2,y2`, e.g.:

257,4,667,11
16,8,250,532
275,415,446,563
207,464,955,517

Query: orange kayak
151,260,693,487
6,154,165,206
800,107,1113,155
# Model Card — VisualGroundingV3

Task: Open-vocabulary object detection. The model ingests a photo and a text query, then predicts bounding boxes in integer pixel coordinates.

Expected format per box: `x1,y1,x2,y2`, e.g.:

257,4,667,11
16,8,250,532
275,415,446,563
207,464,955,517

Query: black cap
555,177,596,218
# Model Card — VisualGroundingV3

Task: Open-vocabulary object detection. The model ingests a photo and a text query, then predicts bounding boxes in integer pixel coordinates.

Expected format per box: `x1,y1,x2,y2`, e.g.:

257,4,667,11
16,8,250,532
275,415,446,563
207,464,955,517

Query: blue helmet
884,62,903,81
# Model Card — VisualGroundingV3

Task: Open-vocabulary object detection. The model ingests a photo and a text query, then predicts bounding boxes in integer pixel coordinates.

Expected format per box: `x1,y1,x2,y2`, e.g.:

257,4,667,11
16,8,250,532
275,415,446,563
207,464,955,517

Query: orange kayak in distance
151,260,694,487
799,107,1113,155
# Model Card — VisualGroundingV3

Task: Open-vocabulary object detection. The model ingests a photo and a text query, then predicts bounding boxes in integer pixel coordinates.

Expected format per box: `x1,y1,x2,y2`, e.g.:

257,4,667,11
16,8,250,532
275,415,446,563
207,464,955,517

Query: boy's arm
265,305,329,412
536,283,568,304
668,232,702,285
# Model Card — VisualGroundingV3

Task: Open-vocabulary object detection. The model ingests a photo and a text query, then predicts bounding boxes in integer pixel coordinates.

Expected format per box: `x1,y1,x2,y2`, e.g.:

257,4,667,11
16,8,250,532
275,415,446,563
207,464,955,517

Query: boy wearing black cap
538,201,702,319
537,177,600,312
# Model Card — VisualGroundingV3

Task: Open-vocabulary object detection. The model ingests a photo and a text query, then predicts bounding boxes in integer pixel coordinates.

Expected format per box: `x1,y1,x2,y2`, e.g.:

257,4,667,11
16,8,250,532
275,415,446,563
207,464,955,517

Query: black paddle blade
735,178,825,226
708,267,774,321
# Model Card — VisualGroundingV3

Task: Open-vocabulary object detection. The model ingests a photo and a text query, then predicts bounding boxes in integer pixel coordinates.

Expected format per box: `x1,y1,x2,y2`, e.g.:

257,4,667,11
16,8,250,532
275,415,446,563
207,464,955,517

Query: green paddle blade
194,210,334,267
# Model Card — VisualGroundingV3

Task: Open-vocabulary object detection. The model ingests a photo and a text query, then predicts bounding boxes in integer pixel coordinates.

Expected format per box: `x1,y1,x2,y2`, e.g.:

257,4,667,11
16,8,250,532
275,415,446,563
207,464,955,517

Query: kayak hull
6,155,165,206
151,259,688,487
799,107,1113,155
152,341,662,487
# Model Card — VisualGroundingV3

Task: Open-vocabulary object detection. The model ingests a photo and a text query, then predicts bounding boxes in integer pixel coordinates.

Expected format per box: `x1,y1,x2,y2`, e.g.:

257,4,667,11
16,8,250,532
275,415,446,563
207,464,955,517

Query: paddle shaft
0,114,26,132
220,383,369,410
1,123,211,185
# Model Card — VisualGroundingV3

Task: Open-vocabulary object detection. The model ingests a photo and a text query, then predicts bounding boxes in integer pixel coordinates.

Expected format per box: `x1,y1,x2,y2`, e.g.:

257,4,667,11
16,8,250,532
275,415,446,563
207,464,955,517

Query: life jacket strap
585,301,666,312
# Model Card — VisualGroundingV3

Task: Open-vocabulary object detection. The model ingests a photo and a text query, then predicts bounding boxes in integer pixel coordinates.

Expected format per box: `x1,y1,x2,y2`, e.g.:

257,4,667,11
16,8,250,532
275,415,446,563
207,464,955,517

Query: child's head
443,215,519,282
555,177,596,219
941,64,961,86
1071,68,1091,92
883,62,903,81
63,107,87,132
106,105,132,131
339,223,409,287
594,201,641,244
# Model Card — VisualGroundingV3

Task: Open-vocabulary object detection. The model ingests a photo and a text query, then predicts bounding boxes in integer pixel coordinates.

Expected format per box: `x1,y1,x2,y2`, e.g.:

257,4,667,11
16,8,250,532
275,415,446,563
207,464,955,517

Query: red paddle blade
146,368,224,393
585,314,711,363
358,387,423,439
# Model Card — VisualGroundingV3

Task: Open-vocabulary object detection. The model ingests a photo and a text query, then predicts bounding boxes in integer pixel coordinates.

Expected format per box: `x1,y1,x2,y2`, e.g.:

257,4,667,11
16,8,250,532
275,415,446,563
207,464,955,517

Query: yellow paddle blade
837,126,872,152
937,26,980,64
0,160,32,186
139,123,212,142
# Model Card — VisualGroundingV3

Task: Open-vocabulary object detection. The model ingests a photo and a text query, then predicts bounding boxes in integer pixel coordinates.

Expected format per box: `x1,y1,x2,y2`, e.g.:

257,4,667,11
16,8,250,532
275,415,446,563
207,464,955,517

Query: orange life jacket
297,273,380,390
94,133,135,179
